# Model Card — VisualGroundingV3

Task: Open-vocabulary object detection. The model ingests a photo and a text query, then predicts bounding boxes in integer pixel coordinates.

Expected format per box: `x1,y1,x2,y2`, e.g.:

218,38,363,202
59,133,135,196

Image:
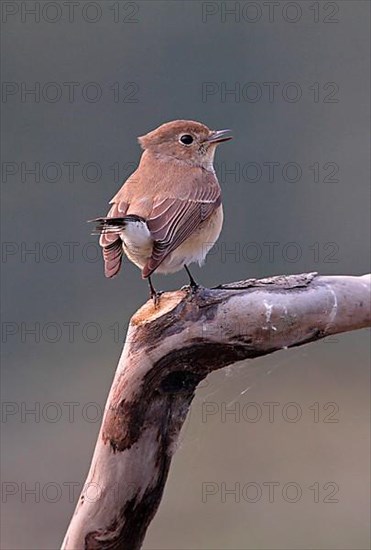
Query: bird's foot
148,276,163,307
189,279,199,292
183,265,200,294
151,290,163,308
180,282,200,296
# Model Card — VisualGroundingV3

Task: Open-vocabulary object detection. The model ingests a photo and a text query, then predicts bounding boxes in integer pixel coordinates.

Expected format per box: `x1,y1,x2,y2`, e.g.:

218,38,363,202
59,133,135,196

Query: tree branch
61,273,370,550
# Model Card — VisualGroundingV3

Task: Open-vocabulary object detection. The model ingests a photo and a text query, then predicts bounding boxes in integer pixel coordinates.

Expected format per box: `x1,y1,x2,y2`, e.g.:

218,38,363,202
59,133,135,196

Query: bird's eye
179,134,194,145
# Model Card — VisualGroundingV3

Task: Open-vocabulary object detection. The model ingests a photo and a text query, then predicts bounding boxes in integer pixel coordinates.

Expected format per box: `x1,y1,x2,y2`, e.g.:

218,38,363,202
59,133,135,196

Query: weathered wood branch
61,273,370,550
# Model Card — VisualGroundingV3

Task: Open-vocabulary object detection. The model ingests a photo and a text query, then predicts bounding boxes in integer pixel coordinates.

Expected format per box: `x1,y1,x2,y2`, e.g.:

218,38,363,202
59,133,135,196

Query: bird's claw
181,283,200,295
151,290,163,308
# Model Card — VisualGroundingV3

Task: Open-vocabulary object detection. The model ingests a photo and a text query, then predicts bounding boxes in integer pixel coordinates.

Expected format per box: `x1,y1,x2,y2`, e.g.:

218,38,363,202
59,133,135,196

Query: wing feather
143,173,221,277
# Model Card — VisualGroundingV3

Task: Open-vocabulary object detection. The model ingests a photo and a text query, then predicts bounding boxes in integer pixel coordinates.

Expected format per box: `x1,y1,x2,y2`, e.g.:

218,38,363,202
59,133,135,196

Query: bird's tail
89,214,145,235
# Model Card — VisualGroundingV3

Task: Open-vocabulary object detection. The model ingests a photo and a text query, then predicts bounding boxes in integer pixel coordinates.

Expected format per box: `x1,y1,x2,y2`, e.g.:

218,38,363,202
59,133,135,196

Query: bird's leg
184,264,199,291
148,276,162,307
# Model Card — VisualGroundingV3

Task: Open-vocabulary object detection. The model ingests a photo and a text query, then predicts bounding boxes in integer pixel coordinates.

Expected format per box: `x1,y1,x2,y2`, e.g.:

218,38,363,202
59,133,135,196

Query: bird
91,120,232,303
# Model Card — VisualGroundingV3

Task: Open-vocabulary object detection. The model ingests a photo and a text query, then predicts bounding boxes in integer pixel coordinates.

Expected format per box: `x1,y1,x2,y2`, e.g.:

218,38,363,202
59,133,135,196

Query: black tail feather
88,215,145,235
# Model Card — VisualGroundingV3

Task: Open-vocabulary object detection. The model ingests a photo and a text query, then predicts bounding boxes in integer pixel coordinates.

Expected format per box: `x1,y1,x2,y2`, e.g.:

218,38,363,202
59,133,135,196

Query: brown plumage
92,120,232,297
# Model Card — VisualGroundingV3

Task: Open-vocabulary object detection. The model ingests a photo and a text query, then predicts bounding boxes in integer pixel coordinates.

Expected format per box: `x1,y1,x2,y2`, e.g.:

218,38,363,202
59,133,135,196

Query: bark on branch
61,273,370,550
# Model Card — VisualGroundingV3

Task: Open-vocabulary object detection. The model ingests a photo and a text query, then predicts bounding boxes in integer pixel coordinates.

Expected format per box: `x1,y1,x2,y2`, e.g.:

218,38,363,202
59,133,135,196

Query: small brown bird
92,120,232,301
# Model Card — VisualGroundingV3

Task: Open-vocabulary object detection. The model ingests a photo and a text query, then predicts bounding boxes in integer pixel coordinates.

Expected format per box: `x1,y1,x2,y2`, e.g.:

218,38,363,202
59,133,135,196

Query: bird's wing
99,202,128,278
143,175,221,278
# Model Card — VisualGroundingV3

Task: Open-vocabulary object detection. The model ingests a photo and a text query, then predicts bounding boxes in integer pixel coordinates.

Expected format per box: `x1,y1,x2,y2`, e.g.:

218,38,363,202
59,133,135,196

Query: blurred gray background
1,1,370,549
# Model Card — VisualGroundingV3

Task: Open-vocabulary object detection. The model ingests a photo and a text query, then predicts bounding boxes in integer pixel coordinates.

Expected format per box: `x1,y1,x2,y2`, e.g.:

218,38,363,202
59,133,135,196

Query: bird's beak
207,129,233,144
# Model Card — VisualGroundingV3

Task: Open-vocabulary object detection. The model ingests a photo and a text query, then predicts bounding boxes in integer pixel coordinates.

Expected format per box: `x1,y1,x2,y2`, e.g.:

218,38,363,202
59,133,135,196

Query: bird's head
138,120,232,169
